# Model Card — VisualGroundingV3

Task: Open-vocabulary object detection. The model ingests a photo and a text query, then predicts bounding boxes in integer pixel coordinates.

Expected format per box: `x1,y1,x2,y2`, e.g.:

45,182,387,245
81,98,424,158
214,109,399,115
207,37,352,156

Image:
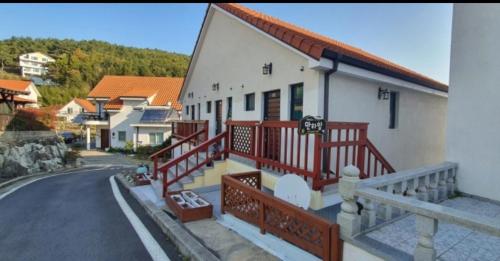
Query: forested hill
0,37,190,105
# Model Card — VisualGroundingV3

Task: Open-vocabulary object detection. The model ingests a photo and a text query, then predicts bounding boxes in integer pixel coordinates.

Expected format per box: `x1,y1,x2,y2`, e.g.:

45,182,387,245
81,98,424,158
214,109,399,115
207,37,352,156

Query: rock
2,156,30,178
0,154,4,168
38,159,62,172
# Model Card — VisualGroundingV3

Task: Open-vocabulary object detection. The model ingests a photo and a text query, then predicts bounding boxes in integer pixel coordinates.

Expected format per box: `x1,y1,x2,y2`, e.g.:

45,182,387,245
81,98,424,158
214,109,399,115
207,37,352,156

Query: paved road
0,166,181,261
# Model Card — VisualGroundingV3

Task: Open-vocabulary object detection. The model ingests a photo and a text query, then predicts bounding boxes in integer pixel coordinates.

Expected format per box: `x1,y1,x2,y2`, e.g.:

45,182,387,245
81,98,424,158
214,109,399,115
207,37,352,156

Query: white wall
330,73,447,171
108,100,177,148
136,127,172,147
181,8,322,138
57,100,85,123
447,4,500,201
18,83,40,108
109,100,145,148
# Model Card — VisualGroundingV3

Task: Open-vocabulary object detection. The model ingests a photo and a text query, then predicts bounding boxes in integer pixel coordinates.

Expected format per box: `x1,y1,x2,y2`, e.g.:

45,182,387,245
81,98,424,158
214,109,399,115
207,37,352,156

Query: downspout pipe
322,54,342,173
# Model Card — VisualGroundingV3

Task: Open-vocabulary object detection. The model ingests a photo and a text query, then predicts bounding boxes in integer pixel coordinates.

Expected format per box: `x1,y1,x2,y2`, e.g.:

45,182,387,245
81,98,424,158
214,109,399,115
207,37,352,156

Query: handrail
355,187,500,237
160,131,228,196
364,138,396,176
150,129,206,179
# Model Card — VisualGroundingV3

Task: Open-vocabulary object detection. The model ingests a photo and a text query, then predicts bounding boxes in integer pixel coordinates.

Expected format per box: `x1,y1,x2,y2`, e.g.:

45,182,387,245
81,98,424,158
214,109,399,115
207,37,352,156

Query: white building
57,98,96,123
0,79,41,109
179,3,448,172
18,52,55,77
84,75,183,150
447,4,500,202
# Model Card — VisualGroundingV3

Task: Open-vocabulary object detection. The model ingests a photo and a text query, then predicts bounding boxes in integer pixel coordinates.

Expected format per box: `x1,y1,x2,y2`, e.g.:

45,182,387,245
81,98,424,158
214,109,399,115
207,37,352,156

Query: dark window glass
227,97,232,119
185,106,189,115
389,92,399,129
245,93,255,111
207,101,212,113
290,83,303,121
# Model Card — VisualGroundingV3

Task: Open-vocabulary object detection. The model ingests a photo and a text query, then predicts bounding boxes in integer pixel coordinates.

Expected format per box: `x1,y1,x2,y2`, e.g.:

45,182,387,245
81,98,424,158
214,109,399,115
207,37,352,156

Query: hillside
0,37,190,106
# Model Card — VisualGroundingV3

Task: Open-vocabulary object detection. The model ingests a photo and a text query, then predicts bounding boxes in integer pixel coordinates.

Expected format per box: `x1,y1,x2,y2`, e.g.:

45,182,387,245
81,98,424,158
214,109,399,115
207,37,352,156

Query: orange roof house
74,98,96,113
88,76,183,111
0,79,40,111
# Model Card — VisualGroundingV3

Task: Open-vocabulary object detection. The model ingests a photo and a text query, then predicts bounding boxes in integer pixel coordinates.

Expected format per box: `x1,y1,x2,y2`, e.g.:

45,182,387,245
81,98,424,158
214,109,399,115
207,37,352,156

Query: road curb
114,173,220,261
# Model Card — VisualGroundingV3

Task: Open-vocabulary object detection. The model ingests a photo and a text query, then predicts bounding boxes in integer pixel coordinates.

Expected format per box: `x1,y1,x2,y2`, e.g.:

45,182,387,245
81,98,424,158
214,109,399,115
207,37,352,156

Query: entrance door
215,100,222,134
263,90,280,120
100,129,109,149
263,90,281,161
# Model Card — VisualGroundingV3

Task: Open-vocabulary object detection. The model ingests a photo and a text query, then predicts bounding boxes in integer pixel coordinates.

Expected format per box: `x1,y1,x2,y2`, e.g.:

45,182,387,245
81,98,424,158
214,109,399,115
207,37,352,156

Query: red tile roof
74,98,96,113
214,3,447,92
87,76,183,110
0,79,32,94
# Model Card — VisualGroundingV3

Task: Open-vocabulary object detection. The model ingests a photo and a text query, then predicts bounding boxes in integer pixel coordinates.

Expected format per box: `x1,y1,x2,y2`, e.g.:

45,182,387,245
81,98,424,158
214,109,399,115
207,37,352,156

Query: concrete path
364,197,500,261
0,166,182,261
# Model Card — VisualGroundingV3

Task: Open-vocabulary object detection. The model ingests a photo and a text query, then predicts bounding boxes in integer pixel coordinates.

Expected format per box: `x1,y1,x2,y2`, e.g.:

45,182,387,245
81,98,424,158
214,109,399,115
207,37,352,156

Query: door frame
262,89,281,121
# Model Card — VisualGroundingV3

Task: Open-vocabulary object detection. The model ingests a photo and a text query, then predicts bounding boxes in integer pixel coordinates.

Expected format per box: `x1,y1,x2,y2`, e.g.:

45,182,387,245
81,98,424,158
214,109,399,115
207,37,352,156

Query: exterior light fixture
378,87,390,100
262,62,272,75
300,66,304,72
212,82,219,91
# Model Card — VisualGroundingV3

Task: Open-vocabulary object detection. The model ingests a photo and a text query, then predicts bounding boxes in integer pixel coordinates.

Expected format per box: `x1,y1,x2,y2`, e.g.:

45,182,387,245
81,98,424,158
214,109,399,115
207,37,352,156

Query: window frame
290,83,304,121
389,91,399,129
245,93,255,111
118,131,126,142
206,101,212,113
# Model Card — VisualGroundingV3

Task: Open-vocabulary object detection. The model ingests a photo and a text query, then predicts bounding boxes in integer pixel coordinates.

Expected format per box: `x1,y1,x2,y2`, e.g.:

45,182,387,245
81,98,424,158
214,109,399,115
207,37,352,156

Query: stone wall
0,135,68,178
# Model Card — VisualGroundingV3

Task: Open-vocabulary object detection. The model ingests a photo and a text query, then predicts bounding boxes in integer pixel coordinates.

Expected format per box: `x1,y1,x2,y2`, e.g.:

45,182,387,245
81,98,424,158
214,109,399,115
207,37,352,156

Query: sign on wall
299,115,325,135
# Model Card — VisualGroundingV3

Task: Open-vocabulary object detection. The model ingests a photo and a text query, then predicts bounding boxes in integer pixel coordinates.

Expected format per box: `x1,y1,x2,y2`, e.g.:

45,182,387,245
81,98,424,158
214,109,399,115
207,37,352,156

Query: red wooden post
312,133,322,190
356,125,368,178
224,129,229,159
256,122,262,169
259,200,266,234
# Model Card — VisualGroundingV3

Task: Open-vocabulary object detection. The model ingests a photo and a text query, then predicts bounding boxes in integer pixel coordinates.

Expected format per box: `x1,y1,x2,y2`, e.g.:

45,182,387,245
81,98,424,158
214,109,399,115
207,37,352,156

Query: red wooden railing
159,131,229,196
221,171,342,261
226,120,395,190
150,124,208,179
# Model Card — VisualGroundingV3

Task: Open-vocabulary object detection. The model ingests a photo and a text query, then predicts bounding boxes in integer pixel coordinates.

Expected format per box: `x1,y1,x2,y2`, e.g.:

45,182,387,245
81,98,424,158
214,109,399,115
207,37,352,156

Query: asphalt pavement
0,166,182,261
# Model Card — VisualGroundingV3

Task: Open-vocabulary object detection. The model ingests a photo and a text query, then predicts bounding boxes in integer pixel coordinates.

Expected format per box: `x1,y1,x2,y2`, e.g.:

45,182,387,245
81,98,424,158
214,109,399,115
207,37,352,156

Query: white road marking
0,167,108,201
109,176,170,261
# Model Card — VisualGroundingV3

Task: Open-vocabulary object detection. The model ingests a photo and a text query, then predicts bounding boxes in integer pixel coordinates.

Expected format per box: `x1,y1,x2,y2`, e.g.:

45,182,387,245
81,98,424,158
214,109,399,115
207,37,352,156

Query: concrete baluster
361,198,376,228
414,214,438,261
438,171,448,200
417,176,429,202
407,178,418,199
338,165,361,238
446,167,456,197
428,173,439,203
384,184,394,220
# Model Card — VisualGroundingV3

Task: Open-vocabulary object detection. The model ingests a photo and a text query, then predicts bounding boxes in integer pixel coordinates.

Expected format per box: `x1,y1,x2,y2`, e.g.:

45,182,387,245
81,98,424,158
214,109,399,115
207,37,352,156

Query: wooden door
215,100,222,134
100,129,109,149
263,90,281,161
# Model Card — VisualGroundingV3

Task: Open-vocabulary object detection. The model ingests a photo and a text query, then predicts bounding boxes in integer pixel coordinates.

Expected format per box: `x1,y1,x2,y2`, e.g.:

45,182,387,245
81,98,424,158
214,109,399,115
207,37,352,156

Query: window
227,97,232,119
32,56,38,61
206,101,212,113
81,108,85,113
290,83,303,121
67,107,73,114
186,106,189,115
33,68,40,73
149,132,164,145
118,131,126,142
42,58,47,62
191,105,195,120
245,93,255,111
389,92,399,129
197,103,200,120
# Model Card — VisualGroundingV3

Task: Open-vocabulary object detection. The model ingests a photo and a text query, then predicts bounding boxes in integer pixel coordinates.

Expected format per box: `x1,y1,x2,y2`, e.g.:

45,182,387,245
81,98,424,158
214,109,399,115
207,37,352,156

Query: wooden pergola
0,85,30,112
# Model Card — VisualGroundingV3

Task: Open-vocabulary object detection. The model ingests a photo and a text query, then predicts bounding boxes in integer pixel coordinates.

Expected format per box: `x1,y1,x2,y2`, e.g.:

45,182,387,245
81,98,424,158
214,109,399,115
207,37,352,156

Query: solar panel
140,109,169,123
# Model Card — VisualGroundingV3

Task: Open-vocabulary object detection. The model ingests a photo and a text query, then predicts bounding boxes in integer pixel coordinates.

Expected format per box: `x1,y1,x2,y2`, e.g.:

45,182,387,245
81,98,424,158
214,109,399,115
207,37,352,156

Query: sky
0,3,452,83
